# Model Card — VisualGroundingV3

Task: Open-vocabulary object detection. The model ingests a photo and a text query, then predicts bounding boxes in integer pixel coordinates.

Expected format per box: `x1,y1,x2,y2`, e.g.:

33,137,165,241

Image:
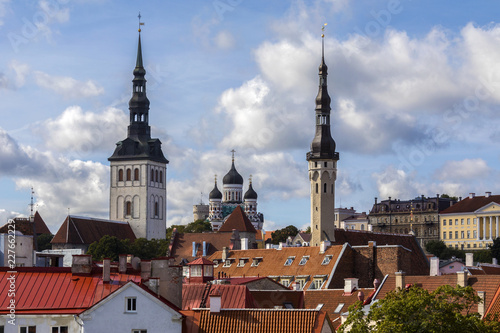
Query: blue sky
1,0,500,233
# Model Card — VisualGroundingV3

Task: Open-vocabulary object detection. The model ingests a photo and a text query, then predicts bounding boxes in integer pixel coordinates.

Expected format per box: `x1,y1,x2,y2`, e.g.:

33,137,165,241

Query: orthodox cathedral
193,152,264,232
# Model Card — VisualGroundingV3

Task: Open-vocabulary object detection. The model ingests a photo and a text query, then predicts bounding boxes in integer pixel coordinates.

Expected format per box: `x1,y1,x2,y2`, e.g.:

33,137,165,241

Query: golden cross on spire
321,23,327,38
138,12,145,32
231,149,236,162
214,174,217,183
249,174,253,184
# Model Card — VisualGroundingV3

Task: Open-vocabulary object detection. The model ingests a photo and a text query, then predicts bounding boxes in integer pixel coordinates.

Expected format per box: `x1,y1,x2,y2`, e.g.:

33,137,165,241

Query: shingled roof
440,194,500,214
182,284,256,310
51,215,136,245
218,206,257,233
169,232,234,265
0,211,51,236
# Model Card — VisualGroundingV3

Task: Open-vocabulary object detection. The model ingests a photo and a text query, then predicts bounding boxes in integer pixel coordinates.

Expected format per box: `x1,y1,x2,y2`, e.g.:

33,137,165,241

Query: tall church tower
108,26,169,240
306,32,339,247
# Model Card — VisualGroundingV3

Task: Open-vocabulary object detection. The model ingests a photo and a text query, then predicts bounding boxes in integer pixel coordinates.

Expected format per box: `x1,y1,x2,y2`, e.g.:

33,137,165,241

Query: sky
1,0,500,234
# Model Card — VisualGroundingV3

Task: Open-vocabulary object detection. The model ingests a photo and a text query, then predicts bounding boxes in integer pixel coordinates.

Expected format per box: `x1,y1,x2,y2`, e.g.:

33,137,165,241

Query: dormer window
284,256,295,266
223,259,232,267
299,256,309,265
238,258,248,267
252,257,262,267
213,260,219,267
322,255,332,265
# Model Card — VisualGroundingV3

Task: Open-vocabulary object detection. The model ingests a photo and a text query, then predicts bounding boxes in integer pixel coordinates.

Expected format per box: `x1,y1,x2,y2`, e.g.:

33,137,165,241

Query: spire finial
214,174,217,183
321,23,327,59
138,12,144,32
231,149,236,163
249,175,253,184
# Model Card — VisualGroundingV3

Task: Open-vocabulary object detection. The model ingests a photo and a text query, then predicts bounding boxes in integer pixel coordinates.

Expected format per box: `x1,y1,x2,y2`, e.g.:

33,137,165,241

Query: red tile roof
251,290,304,309
188,257,215,266
0,212,51,236
182,284,256,310
51,215,136,245
182,309,334,333
169,232,233,264
218,206,257,233
440,195,500,214
0,267,141,314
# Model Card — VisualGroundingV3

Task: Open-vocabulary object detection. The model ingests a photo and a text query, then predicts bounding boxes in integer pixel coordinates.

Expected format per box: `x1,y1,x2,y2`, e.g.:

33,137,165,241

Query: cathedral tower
108,26,169,240
306,32,339,246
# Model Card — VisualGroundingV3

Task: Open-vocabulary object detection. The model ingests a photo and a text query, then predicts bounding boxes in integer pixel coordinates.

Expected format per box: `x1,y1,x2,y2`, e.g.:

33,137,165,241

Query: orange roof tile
251,290,304,309
169,232,233,264
218,206,257,233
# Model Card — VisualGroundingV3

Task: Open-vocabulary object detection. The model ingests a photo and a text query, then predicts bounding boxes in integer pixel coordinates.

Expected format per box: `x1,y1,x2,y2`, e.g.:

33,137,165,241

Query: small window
154,202,159,217
126,297,137,312
252,258,261,267
443,232,446,239
126,168,132,181
151,169,155,182
315,183,318,194
467,218,470,225
191,265,202,277
309,278,324,290
52,327,68,333
296,279,306,290
118,169,124,181
132,330,147,333
461,218,464,225
324,162,327,167
238,259,247,267
334,303,345,313
134,168,139,181
20,328,36,333
213,260,219,268
281,279,290,287
160,170,163,184
126,201,132,216
299,256,309,265
223,260,232,267
321,255,332,265
443,219,446,226
155,170,159,182
323,183,327,193
284,257,295,266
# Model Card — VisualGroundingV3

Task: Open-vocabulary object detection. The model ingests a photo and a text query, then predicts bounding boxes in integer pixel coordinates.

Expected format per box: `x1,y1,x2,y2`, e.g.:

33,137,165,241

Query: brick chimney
344,278,359,296
103,258,111,283
457,271,467,287
151,258,182,309
71,254,92,275
477,291,486,318
395,271,405,290
119,254,127,273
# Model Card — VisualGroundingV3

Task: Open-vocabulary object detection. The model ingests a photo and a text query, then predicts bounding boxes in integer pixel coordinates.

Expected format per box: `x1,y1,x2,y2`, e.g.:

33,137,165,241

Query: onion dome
223,152,244,185
209,176,223,200
244,179,258,200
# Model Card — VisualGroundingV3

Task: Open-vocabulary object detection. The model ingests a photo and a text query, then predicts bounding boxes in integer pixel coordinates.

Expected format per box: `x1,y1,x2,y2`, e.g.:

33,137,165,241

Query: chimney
374,197,378,205
71,254,92,275
103,258,111,283
357,291,365,303
148,277,160,295
230,229,240,250
469,193,475,199
127,254,133,264
140,260,152,281
222,247,229,261
477,291,486,318
344,278,359,295
241,238,248,251
202,241,207,257
192,242,197,257
430,257,440,276
373,279,380,290
457,271,467,287
151,258,183,309
119,254,127,273
395,271,405,290
493,258,498,265
466,253,474,267
486,192,491,198
436,194,440,199
319,241,330,254
210,289,222,313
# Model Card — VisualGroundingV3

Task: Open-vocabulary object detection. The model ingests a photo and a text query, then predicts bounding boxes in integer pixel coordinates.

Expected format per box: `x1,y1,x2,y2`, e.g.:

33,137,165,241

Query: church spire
307,24,338,161
128,13,151,139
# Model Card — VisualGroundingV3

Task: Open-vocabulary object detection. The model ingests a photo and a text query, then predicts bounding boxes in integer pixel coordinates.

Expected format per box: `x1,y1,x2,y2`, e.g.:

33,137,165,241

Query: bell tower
108,18,169,240
306,27,339,246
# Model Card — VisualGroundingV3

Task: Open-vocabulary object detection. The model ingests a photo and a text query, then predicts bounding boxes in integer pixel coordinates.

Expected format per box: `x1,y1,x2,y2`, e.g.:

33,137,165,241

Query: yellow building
440,192,500,250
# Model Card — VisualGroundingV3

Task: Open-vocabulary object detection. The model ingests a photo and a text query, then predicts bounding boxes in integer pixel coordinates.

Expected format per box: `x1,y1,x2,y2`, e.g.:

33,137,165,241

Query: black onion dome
244,182,258,200
223,161,244,185
209,182,223,200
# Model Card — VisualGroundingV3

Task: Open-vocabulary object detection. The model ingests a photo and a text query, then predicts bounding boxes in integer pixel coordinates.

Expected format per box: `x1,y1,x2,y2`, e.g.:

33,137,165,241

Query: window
126,297,137,312
252,258,262,267
52,327,68,333
155,170,159,182
322,255,332,265
296,279,306,290
310,278,324,290
455,231,458,239
467,231,470,239
315,183,318,194
455,219,458,225
334,303,345,313
132,330,147,333
134,168,139,180
461,218,464,225
324,162,327,167
159,170,163,184
223,259,232,267
237,259,247,267
281,279,291,287
154,202,159,217
461,231,465,239
284,257,295,266
315,162,317,167
299,256,309,265
449,231,452,239
191,265,202,277
151,169,154,182
118,169,124,181
467,218,470,225
126,201,132,216
473,218,477,225
443,219,446,226
204,265,213,277
20,327,36,333
473,230,477,238
443,232,446,239
323,183,327,193
126,168,132,181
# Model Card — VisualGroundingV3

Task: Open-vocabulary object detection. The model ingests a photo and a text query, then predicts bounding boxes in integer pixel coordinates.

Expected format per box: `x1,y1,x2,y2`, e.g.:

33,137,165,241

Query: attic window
309,278,325,290
281,279,291,287
213,260,219,267
125,297,137,313
251,257,262,267
238,258,248,267
334,303,345,313
223,259,232,267
321,255,333,265
299,256,309,265
284,256,295,266
284,303,294,309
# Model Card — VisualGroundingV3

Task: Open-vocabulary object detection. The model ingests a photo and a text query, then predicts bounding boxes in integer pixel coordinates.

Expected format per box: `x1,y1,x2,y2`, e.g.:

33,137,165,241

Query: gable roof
182,284,256,310
0,211,51,236
182,309,334,333
208,245,344,290
0,267,141,315
169,232,234,264
218,206,257,233
440,195,500,214
51,215,136,245
332,229,429,275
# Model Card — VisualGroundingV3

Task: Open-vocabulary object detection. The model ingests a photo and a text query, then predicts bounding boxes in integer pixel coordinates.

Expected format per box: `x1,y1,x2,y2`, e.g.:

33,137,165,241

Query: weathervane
321,23,327,58
138,12,145,32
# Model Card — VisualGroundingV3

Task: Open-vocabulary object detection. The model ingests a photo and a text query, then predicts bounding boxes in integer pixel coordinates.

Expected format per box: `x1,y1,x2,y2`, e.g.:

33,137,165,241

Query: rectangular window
20,328,36,333
473,218,477,225
284,257,295,266
299,256,309,265
461,218,464,225
473,230,477,238
296,279,306,290
52,328,68,333
455,219,458,225
132,330,147,333
455,231,458,239
443,232,446,239
321,255,332,265
467,218,470,225
223,260,232,267
237,259,246,267
467,231,470,239
126,297,137,312
191,265,202,277
251,258,261,267
281,279,290,287
449,231,452,239
311,279,324,290
443,219,446,226
461,231,465,239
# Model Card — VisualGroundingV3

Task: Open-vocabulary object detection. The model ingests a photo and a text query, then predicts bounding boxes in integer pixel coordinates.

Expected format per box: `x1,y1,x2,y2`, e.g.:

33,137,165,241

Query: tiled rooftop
182,284,256,310
440,195,500,214
218,206,257,233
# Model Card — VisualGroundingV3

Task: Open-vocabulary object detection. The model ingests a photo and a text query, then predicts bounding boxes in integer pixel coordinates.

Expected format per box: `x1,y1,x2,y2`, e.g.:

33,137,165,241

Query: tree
87,235,131,261
304,226,311,234
184,219,213,233
130,238,170,260
474,249,492,264
425,240,446,257
271,225,299,245
441,193,459,201
37,233,54,251
338,285,500,333
490,237,500,262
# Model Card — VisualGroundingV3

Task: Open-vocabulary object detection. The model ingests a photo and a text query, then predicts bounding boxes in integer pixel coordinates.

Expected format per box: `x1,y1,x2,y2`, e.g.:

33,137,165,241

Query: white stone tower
108,27,168,240
306,32,339,247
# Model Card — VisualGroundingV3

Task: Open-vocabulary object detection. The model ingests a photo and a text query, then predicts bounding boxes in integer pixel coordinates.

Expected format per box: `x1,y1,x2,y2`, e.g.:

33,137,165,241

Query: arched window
125,201,132,216
151,169,154,182
315,183,318,194
126,169,131,181
155,170,159,182
118,169,124,181
159,170,163,184
154,202,159,217
134,168,139,181
323,183,327,193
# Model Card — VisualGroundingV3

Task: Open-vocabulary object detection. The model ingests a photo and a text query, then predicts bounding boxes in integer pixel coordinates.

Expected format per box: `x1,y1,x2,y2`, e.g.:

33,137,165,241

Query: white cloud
0,209,20,225
434,158,491,181
213,30,235,50
33,71,104,98
0,0,10,26
38,106,127,156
